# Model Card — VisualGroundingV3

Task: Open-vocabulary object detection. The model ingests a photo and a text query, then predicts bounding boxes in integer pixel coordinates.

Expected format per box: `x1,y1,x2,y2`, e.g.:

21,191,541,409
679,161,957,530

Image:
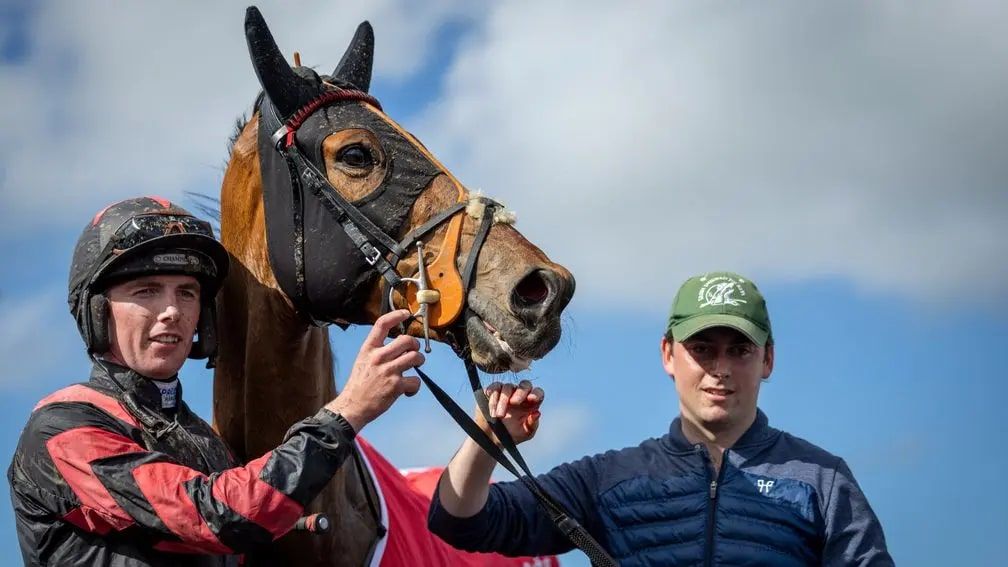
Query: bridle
262,87,618,567
265,86,498,351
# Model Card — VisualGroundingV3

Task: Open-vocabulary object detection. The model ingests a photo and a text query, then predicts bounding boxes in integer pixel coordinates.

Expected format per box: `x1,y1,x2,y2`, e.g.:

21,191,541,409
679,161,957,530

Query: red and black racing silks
7,362,357,567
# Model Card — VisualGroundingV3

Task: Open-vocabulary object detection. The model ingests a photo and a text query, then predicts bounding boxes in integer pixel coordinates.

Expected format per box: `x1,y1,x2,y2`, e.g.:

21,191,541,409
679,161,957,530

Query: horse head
234,7,574,373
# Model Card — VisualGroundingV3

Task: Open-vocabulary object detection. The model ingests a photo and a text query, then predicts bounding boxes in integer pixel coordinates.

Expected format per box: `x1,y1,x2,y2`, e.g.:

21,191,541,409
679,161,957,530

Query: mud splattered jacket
8,362,357,567
429,410,894,566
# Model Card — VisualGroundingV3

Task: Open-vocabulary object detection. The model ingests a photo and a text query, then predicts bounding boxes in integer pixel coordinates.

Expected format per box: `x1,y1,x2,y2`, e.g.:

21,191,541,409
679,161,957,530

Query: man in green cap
661,271,775,474
429,271,893,565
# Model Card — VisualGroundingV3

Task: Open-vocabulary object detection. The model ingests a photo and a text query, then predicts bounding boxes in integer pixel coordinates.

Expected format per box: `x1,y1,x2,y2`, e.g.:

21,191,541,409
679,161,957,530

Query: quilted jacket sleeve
821,458,895,566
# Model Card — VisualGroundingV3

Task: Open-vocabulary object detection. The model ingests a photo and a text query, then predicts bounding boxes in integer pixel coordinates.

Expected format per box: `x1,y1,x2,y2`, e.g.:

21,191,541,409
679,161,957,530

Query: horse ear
332,21,374,92
245,6,319,118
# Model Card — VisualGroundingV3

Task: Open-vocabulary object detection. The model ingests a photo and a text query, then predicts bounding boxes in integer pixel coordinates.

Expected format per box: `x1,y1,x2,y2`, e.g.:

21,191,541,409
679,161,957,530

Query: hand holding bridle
326,309,424,432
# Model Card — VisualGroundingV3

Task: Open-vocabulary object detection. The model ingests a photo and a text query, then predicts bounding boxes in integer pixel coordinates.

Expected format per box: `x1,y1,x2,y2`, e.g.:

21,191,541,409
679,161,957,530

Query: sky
1,1,1006,565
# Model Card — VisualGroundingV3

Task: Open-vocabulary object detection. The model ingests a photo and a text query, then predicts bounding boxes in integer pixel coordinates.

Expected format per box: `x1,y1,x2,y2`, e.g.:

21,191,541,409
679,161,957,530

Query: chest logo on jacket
756,479,775,495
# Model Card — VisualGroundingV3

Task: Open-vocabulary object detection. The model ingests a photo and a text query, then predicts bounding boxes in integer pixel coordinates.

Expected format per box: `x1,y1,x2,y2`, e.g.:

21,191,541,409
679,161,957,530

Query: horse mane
227,92,266,155
184,192,222,236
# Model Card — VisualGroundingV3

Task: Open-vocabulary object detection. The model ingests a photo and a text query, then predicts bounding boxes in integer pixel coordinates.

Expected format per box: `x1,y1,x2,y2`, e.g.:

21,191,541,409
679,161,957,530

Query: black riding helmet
67,196,230,362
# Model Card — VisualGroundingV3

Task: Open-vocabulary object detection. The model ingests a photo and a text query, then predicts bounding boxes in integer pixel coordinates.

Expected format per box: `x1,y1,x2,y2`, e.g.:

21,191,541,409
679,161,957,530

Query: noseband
265,86,498,350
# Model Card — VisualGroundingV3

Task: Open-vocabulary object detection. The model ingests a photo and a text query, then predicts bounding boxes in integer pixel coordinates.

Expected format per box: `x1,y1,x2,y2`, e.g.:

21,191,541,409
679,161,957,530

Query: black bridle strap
385,199,493,316
269,92,496,330
294,146,405,256
395,201,468,255
415,360,618,567
278,142,494,326
285,144,402,287
461,202,496,291
380,200,472,318
279,149,323,325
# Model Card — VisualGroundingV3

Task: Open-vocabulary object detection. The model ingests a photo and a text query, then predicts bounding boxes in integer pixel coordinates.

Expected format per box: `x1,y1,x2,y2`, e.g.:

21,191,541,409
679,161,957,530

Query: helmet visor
111,213,215,252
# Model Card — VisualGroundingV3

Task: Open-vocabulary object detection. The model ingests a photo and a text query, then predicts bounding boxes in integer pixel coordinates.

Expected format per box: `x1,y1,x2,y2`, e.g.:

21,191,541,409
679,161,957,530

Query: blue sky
1,2,1007,565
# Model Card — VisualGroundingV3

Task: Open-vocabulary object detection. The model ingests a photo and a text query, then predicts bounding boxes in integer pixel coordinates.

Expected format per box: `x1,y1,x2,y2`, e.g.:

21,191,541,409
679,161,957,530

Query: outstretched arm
428,380,601,556
9,309,422,557
436,380,543,517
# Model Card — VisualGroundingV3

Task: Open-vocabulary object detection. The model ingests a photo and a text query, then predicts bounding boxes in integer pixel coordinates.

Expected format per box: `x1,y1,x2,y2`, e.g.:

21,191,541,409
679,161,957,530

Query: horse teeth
480,318,531,371
494,334,531,372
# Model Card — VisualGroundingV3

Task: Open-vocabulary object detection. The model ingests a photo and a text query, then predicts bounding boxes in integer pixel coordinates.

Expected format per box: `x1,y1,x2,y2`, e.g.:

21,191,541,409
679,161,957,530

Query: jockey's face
662,327,773,437
104,274,201,380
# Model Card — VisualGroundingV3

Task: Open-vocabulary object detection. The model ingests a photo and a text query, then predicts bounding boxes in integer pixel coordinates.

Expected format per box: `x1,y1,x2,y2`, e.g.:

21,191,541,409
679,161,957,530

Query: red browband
283,88,383,148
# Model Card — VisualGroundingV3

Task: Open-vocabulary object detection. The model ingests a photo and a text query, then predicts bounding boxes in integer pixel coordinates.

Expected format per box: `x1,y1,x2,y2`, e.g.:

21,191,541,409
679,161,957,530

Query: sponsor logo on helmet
153,253,199,266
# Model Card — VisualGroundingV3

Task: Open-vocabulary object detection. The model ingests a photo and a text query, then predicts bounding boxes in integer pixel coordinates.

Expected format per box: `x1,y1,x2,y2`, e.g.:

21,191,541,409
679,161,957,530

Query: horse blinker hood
247,8,441,325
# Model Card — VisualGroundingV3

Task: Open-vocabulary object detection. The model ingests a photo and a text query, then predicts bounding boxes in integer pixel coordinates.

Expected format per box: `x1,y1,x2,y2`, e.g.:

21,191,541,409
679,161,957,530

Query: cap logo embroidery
698,275,748,308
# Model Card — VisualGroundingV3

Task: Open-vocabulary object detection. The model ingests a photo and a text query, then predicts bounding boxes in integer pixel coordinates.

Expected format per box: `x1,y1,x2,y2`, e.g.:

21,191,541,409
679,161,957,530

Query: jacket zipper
704,449,728,567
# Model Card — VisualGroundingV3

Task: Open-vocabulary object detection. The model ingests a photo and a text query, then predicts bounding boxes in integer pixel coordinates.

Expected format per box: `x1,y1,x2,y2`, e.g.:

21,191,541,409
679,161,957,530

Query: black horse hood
256,95,441,323
247,7,447,324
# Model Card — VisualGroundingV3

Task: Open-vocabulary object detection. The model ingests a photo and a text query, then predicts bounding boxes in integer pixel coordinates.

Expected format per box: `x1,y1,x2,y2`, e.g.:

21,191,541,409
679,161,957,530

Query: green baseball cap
666,271,772,346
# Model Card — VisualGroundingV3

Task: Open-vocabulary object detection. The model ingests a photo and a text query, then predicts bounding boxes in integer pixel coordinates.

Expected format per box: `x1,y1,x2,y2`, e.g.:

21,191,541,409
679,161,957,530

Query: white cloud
416,1,1008,302
2,1,1005,307
0,0,474,233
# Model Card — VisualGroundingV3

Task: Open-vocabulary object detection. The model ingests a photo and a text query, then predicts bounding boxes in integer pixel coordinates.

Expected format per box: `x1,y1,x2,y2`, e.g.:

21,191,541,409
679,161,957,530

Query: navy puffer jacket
429,410,893,566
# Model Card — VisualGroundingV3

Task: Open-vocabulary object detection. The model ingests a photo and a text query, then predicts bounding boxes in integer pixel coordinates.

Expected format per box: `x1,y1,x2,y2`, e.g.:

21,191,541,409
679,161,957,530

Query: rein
416,361,618,567
264,89,617,567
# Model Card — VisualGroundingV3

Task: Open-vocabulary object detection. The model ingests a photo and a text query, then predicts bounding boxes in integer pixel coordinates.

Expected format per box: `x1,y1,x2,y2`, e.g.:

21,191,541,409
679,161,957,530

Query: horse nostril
514,270,550,307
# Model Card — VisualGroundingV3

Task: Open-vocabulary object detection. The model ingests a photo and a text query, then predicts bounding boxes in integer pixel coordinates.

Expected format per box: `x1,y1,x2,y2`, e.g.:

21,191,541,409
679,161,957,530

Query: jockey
429,271,894,566
8,196,423,566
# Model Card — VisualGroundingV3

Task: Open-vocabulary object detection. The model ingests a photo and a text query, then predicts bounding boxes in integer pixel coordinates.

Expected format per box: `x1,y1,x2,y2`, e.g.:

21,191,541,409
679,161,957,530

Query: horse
212,7,574,565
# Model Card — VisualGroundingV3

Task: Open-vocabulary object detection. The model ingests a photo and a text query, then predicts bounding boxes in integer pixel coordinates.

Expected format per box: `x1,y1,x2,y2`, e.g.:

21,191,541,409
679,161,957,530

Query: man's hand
326,310,424,432
438,380,545,518
478,379,544,445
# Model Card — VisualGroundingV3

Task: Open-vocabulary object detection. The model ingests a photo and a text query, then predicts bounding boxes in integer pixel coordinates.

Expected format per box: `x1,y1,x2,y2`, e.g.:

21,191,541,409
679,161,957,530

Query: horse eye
338,145,373,168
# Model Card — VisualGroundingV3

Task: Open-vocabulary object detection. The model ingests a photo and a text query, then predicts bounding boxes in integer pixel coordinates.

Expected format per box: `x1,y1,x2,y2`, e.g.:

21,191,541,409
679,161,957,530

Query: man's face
661,326,774,434
104,274,201,380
